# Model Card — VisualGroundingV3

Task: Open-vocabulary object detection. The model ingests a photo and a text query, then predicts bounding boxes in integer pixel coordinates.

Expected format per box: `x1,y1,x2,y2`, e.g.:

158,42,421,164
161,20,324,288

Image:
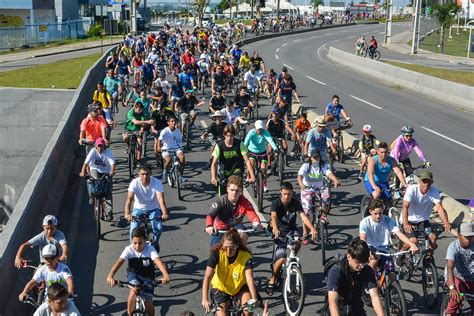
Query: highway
54,23,467,315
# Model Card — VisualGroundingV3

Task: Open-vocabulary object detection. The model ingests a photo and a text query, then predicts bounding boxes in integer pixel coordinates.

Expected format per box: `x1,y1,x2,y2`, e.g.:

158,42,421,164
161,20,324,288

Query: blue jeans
130,208,163,247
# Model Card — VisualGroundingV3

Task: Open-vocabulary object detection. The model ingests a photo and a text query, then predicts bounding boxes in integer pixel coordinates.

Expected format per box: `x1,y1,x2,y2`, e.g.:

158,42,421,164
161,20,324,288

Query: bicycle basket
88,178,109,197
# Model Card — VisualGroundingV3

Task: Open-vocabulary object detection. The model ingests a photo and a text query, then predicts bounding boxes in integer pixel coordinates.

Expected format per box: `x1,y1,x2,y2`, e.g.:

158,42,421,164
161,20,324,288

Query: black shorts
403,220,431,238
211,284,250,305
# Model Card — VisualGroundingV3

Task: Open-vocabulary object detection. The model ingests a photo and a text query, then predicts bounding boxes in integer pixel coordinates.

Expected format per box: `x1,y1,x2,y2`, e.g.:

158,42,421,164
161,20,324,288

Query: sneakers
358,171,364,179
263,181,268,193
106,211,113,222
302,239,309,246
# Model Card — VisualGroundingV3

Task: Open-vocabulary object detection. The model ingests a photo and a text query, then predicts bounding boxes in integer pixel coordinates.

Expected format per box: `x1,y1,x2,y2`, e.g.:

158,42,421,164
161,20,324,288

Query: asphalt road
57,26,464,315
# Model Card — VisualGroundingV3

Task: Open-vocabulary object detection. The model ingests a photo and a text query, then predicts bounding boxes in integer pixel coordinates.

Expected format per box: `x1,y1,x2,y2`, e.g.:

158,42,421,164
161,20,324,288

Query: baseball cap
42,215,58,226
459,222,474,237
419,170,433,181
362,124,372,132
282,66,288,72
95,137,106,146
255,120,264,130
145,58,150,63
41,244,58,258
87,103,99,112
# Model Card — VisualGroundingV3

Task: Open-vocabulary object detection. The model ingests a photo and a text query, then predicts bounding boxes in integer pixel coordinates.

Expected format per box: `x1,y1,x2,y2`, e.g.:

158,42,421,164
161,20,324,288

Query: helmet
362,124,372,132
401,125,414,135
182,65,188,71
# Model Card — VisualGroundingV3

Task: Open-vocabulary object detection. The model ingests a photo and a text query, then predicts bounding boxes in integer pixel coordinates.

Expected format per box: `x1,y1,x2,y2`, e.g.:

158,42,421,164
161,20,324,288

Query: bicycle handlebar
374,250,412,257
131,215,163,223
216,226,264,235
115,279,163,289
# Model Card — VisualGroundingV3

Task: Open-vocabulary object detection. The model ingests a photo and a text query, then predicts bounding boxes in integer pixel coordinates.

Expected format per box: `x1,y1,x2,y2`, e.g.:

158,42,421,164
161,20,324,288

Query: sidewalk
0,37,122,64
382,30,474,66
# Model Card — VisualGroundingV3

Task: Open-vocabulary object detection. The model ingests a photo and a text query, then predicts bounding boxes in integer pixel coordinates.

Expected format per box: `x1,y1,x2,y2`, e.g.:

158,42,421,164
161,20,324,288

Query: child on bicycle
107,227,170,316
358,124,379,179
34,283,80,316
444,222,474,315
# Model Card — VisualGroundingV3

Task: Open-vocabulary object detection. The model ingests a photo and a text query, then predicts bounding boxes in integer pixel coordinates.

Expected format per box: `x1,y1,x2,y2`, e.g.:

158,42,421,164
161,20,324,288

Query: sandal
265,282,275,296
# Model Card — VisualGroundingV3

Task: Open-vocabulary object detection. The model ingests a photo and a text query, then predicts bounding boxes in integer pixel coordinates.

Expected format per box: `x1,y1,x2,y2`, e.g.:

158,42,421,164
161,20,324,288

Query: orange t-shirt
80,115,107,141
295,119,311,134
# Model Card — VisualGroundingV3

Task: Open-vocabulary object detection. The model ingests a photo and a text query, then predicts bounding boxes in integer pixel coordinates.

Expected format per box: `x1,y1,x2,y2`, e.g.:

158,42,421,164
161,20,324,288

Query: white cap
200,54,206,59
42,215,58,226
145,58,150,63
255,120,264,130
41,244,58,258
362,124,372,132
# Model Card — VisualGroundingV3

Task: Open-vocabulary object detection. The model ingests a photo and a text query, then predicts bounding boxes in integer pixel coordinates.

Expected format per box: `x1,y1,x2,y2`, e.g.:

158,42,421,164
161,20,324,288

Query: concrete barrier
291,103,471,233
326,47,474,111
0,48,113,314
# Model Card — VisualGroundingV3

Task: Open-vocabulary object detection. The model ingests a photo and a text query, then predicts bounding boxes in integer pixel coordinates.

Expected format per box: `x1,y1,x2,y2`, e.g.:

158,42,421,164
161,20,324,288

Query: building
0,0,56,27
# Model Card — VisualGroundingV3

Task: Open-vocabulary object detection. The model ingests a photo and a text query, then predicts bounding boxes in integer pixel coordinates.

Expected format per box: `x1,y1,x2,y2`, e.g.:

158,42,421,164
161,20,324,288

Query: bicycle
131,215,163,249
114,279,163,316
440,281,474,316
360,187,404,220
80,138,95,157
125,131,141,179
163,149,183,200
209,294,258,315
179,111,192,149
270,232,310,315
389,164,429,191
249,152,267,213
305,180,332,266
364,47,381,61
361,250,411,316
272,138,286,186
20,260,46,308
87,174,111,239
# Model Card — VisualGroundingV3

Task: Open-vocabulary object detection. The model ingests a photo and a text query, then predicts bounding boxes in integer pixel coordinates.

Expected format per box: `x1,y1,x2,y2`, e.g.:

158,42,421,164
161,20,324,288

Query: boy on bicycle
444,222,474,315
34,283,80,316
107,227,170,316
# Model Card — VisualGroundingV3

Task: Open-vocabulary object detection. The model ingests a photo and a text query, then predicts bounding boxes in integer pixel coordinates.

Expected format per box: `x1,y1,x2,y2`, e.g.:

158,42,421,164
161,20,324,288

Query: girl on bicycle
201,229,259,315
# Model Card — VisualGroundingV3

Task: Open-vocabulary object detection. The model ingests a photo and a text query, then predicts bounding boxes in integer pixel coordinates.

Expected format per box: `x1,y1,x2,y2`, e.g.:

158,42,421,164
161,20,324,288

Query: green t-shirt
125,108,145,132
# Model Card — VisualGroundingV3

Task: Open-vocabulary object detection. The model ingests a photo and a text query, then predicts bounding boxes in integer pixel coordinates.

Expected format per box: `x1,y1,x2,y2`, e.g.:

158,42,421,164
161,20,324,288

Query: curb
290,103,471,234
326,47,474,111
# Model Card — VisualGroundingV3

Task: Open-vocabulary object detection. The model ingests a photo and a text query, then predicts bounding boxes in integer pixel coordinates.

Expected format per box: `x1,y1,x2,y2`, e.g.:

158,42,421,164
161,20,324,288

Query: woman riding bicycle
202,229,259,316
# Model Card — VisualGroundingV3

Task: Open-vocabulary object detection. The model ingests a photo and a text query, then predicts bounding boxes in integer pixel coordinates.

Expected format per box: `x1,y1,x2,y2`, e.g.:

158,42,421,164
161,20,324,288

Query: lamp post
384,0,393,43
411,0,421,54
448,8,455,39
467,20,473,59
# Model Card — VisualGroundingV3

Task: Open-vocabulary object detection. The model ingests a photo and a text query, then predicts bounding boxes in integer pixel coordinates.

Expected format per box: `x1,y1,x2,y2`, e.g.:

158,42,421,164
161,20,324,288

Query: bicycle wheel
128,146,134,179
360,195,370,220
385,281,408,316
439,291,450,316
175,163,182,200
95,198,101,240
319,220,326,266
373,51,381,61
257,172,264,212
337,135,344,163
283,266,305,316
278,151,284,185
184,119,190,148
422,261,439,309
388,208,402,249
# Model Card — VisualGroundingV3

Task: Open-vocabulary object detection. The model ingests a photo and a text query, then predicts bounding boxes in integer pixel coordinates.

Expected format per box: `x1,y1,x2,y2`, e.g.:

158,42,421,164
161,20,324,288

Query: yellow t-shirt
93,90,111,109
211,249,252,296
239,55,251,68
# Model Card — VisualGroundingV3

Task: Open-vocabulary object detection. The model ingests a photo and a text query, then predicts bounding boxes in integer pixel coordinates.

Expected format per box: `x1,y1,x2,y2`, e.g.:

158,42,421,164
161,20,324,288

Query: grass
384,61,474,86
0,53,101,89
417,29,473,58
0,36,122,56
215,19,253,26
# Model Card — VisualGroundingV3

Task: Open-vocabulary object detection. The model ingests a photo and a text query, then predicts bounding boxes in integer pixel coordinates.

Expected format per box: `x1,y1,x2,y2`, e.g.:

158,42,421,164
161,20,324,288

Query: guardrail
0,47,113,314
326,47,474,110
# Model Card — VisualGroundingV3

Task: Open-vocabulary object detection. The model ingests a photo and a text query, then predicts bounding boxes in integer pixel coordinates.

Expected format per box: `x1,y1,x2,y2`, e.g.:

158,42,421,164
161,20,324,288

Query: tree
431,2,458,53
311,0,322,15
192,0,211,27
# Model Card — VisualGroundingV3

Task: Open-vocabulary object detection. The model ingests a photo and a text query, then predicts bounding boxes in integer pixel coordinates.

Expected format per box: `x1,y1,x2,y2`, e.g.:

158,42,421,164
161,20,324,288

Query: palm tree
431,2,458,53
311,0,322,15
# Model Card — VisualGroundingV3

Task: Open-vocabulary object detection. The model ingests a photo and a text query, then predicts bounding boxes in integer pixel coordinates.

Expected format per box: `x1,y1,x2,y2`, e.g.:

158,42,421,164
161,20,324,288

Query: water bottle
424,227,432,237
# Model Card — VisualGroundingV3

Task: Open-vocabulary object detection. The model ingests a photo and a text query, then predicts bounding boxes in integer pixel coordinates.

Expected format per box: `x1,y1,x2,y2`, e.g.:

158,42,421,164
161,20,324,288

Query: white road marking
333,39,341,43
347,35,356,39
309,35,318,39
276,48,280,53
305,75,327,86
283,63,294,70
275,54,279,60
421,126,474,151
243,189,268,226
349,95,383,109
294,39,302,42
200,120,208,128
379,31,385,35
282,42,288,47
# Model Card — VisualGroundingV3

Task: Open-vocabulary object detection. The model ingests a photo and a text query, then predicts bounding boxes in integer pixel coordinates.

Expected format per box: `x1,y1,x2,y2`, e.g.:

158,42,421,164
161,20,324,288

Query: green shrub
88,23,103,37
118,21,129,35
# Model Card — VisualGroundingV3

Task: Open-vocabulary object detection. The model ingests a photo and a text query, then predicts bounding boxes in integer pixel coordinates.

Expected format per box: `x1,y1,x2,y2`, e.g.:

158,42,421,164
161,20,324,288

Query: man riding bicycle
79,103,108,147
205,176,262,246
277,75,300,106
103,69,121,112
325,95,353,135
358,124,380,179
201,111,227,168
266,110,295,170
368,36,378,58
123,101,154,164
304,116,335,164
157,116,186,183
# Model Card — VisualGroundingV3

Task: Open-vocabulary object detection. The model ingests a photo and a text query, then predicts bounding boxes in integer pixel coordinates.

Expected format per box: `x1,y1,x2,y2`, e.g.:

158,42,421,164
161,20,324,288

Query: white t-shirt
120,243,159,261
159,127,183,151
33,263,73,289
34,301,81,316
297,162,331,188
359,215,399,251
84,148,115,174
221,108,240,125
402,184,441,223
128,177,164,211
244,71,257,90
28,231,67,260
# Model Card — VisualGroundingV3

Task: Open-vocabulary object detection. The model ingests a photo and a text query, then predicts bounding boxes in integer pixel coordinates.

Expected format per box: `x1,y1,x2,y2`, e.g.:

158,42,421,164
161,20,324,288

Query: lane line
283,63,294,70
349,95,383,109
276,48,280,53
275,54,279,60
309,35,318,39
305,75,327,86
200,120,208,128
421,126,474,151
281,42,288,47
333,39,341,43
347,35,356,39
293,39,302,42
379,31,385,35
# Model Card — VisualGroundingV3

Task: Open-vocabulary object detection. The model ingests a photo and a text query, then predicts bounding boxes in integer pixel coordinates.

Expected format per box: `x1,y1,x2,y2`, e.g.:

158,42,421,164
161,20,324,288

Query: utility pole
411,0,421,54
144,0,147,20
277,0,281,19
131,0,137,33
384,0,392,43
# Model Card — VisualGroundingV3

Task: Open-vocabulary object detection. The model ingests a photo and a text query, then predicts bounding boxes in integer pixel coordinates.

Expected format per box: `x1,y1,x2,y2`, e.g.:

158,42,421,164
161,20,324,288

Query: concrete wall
327,47,474,110
0,50,111,315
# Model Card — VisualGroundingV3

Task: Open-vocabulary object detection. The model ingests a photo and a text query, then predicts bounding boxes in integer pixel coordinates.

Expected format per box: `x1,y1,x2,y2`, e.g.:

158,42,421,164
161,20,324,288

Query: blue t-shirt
306,127,332,156
178,72,193,90
141,64,155,79
326,103,344,121
117,60,130,76
171,82,184,98
244,128,277,153
103,76,120,93
231,48,243,61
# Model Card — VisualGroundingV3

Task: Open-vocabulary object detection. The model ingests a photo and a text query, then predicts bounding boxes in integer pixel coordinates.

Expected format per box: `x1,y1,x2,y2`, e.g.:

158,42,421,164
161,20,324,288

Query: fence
417,15,440,41
0,19,93,51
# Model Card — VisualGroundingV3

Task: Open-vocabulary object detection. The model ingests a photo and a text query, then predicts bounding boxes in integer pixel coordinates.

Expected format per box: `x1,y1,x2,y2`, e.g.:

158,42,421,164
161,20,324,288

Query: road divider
291,103,471,235
326,47,474,110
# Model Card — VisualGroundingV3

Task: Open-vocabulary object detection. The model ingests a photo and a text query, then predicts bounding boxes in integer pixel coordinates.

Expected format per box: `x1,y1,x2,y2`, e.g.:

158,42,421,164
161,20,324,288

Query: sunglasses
223,245,237,252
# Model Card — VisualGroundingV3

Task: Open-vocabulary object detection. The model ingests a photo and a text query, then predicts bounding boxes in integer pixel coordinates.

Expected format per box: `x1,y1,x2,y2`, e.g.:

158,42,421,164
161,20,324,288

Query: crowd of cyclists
12,20,474,316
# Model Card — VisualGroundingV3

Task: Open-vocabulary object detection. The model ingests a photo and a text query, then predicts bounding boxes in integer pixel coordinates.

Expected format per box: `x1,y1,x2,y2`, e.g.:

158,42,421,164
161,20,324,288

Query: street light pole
131,0,137,33
467,21,473,59
411,0,421,54
384,0,392,43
